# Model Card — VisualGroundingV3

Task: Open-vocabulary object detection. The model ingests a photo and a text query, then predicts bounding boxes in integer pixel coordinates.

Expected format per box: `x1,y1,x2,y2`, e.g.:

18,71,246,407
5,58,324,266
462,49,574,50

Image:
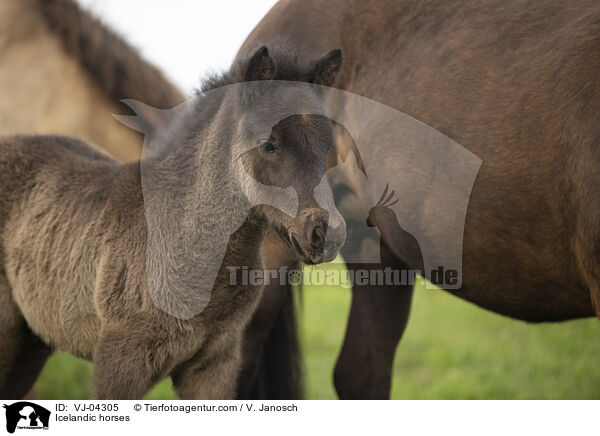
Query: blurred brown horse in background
239,0,600,398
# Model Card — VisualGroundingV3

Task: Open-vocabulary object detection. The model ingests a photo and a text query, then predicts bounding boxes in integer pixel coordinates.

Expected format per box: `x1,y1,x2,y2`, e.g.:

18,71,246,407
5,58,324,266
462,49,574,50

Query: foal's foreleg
172,338,241,400
92,326,170,400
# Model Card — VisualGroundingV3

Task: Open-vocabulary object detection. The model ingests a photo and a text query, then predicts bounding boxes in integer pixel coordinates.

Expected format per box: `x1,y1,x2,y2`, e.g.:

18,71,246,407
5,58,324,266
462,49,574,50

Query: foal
0,45,345,399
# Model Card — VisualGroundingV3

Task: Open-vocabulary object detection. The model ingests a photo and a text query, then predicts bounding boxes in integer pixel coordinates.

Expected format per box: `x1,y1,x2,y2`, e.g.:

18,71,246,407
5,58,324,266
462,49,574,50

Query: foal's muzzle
289,208,346,264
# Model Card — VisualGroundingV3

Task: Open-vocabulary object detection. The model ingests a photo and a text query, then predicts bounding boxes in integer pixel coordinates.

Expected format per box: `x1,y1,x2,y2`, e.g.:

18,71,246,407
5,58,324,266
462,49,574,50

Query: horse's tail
36,0,183,109
248,285,303,399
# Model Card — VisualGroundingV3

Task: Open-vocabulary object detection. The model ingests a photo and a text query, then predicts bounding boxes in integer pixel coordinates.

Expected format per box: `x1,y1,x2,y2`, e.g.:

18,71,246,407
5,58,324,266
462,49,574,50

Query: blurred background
6,0,600,399
78,0,278,92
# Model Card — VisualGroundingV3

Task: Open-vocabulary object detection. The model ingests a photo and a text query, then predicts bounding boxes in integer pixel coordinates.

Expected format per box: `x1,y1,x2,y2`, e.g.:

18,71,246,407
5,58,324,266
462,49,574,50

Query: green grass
35,260,600,399
36,353,175,400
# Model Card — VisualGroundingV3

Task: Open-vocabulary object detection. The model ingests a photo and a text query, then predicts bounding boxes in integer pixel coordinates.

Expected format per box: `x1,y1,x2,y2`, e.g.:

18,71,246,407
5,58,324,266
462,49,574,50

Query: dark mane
196,41,320,95
36,0,183,108
190,42,324,124
197,73,232,94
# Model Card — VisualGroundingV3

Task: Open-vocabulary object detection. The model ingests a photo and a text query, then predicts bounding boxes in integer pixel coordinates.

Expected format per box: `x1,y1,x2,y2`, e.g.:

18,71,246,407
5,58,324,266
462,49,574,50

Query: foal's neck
119,104,265,319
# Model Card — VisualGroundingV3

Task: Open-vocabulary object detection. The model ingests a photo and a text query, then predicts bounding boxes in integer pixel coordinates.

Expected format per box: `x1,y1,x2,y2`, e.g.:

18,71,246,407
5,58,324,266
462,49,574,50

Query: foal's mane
191,43,320,112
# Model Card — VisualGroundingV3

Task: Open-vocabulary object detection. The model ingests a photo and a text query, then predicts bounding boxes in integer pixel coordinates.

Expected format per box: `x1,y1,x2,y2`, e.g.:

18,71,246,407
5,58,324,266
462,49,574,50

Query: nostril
309,223,326,248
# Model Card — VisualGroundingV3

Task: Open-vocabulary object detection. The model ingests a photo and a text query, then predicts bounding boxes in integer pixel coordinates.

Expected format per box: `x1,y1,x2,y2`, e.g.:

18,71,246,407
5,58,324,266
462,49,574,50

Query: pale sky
77,0,278,93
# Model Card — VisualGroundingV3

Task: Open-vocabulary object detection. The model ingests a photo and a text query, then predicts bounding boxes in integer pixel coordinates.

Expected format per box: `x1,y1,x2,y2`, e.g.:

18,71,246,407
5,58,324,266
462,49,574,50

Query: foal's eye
259,141,276,153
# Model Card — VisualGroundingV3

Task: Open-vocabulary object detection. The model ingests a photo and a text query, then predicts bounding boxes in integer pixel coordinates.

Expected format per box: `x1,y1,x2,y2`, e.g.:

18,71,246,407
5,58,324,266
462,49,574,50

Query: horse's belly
6,258,101,360
13,285,100,360
457,242,594,321
450,282,593,322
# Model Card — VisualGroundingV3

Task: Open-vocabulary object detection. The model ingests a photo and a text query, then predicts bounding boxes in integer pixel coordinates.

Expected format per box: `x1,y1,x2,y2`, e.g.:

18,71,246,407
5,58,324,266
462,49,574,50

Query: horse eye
260,141,276,153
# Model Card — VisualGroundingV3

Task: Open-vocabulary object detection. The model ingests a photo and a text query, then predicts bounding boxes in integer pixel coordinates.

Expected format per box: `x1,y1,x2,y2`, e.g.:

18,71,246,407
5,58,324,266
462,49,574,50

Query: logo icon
3,402,50,434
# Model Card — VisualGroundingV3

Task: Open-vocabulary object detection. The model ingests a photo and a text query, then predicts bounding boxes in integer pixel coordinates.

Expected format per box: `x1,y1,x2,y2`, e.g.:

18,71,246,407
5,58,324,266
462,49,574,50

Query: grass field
35,261,600,399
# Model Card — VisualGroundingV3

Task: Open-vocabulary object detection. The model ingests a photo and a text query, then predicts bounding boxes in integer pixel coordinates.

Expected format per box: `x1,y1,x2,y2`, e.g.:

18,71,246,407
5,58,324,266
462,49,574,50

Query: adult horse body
239,0,600,398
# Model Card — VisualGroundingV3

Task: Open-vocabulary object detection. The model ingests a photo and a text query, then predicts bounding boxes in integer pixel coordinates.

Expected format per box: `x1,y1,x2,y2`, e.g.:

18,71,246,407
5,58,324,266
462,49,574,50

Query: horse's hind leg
0,278,52,399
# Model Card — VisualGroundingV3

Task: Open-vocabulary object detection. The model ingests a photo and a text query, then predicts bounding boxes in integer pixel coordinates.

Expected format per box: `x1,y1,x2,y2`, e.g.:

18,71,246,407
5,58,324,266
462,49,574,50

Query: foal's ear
113,99,171,135
244,46,277,82
310,49,343,87
243,46,277,105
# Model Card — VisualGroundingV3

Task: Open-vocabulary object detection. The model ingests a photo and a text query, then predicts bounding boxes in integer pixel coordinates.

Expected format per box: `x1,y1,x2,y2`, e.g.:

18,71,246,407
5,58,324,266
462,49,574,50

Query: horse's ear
243,46,277,105
244,46,277,82
113,99,171,135
310,49,343,87
326,120,367,177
